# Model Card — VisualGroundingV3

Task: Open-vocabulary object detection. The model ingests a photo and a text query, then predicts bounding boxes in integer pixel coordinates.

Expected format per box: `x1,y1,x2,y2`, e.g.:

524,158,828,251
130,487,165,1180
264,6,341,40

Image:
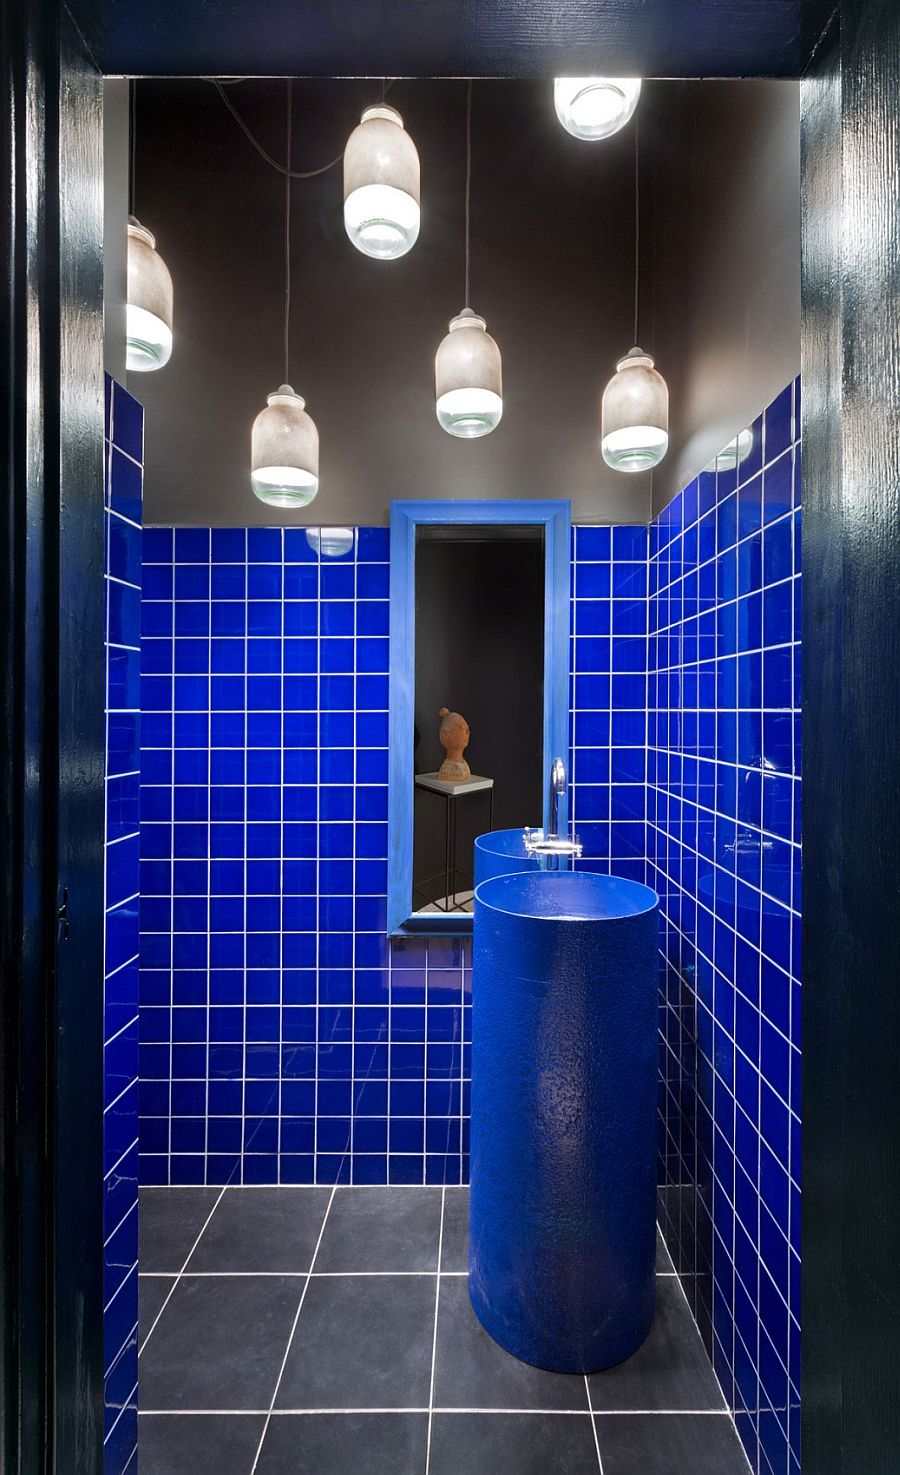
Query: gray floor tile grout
249,1182,339,1474
663,1248,755,1475
138,1184,228,1360
140,1269,465,1279
585,1374,605,1473
139,1407,738,1418
138,1188,747,1475
140,1269,678,1283
424,1186,446,1475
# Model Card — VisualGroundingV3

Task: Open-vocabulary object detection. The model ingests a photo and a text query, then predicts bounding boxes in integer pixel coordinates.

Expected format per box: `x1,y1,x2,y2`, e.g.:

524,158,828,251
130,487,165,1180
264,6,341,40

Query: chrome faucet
548,757,567,840
523,757,582,866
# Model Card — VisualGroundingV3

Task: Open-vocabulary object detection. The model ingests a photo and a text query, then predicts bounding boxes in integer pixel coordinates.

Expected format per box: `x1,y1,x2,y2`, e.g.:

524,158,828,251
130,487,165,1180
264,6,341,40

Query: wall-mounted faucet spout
548,756,566,840
523,758,581,866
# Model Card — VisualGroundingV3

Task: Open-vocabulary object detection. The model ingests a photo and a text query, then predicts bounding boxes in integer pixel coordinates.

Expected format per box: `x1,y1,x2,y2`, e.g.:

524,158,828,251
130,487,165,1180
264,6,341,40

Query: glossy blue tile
104,377,141,1475
648,379,800,1475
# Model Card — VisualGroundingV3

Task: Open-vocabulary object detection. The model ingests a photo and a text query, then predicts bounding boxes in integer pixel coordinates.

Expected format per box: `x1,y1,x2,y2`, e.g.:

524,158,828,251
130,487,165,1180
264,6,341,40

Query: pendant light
251,81,319,507
126,219,174,372
553,77,641,141
435,82,502,439
713,428,754,471
306,527,356,558
125,85,174,372
601,117,668,473
343,95,420,259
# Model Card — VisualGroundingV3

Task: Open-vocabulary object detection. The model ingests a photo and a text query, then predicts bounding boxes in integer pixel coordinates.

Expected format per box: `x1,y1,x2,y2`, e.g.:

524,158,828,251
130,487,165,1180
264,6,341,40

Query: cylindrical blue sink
473,827,540,886
470,869,660,1374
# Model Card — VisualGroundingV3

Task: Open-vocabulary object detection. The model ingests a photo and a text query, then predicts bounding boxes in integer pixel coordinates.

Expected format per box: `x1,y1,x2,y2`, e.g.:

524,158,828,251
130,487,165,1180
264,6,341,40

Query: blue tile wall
648,380,801,1475
103,376,143,1475
135,426,800,1473
570,523,649,879
138,523,647,1188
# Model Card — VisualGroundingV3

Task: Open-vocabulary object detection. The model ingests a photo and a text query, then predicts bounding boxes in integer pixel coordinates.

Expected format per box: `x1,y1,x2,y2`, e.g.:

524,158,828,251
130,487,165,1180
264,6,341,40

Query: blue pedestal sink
469,869,660,1374
473,827,540,886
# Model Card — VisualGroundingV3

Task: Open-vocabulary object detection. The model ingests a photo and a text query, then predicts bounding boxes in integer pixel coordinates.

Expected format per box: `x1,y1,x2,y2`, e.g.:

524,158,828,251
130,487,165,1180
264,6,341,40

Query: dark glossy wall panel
70,0,836,80
800,4,900,1471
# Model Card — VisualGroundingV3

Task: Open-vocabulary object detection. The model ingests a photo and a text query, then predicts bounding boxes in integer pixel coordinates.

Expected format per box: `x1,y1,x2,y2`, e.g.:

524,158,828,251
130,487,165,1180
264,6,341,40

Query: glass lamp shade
250,386,319,508
343,105,420,260
126,217,174,372
435,309,503,438
600,347,669,473
306,527,355,558
713,428,754,471
553,77,641,140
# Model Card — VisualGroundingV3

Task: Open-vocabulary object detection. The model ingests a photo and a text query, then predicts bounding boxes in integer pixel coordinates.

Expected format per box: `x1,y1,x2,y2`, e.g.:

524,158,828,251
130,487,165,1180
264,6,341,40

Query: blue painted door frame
387,499,571,936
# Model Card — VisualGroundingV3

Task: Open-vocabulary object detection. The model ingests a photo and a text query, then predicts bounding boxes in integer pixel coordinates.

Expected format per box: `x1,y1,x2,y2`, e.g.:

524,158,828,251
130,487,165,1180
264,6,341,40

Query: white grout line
138,1184,228,1359
249,1183,338,1472
585,1374,605,1473
424,1186,446,1474
138,1268,464,1279
666,1253,754,1471
139,1406,739,1418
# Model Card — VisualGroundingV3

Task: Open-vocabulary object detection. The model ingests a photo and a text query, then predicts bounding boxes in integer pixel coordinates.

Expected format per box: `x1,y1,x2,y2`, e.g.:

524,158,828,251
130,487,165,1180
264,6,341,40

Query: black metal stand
412,779,495,913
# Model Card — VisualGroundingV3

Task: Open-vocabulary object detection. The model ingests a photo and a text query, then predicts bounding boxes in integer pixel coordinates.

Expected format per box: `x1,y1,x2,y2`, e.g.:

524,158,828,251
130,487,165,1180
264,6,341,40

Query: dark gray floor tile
595,1413,749,1473
587,1277,725,1412
656,1228,675,1273
186,1187,331,1273
257,1413,429,1473
429,1413,600,1474
140,1275,300,1411
440,1188,469,1273
138,1413,265,1474
315,1187,443,1272
139,1188,221,1273
433,1277,588,1412
139,1275,174,1347
275,1274,435,1409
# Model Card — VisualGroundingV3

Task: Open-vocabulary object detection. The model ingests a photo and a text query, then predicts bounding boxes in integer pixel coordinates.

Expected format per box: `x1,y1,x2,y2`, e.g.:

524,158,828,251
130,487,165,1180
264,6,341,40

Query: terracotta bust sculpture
437,707,472,781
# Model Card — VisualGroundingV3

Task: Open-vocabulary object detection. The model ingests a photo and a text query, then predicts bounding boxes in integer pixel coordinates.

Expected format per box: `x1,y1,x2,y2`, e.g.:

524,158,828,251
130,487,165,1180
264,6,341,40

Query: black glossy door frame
1,1,106,1473
2,1,898,1472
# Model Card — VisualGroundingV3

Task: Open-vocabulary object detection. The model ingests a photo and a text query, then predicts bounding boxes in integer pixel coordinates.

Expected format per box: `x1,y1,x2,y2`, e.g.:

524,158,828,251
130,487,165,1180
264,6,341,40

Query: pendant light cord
464,79,472,309
212,78,395,179
633,114,640,345
284,79,292,384
212,79,343,178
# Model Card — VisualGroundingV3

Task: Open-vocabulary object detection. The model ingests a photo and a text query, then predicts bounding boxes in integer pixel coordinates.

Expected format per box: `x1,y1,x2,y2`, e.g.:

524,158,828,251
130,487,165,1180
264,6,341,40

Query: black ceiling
71,0,834,79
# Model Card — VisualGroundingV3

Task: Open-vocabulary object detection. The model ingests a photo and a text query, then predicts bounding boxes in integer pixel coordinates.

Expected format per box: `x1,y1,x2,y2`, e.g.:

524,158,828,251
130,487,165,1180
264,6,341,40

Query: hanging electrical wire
249,78,321,508
125,78,174,372
212,79,344,178
210,77,396,180
434,80,503,439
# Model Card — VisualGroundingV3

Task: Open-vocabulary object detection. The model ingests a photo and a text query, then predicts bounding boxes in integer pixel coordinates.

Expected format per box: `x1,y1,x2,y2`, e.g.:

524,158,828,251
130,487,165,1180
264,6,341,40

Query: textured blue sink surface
475,868,657,923
470,868,660,1374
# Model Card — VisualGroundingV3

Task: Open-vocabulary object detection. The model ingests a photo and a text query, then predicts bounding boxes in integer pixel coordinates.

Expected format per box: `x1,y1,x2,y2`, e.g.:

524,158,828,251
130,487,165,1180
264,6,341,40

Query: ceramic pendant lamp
251,81,319,507
553,77,641,140
435,82,503,439
601,115,669,474
343,103,421,259
126,217,174,372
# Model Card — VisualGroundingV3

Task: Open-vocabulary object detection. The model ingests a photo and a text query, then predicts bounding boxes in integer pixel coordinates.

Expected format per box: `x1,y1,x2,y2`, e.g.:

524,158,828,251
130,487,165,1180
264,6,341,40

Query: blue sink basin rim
475,869,658,923
474,827,538,860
